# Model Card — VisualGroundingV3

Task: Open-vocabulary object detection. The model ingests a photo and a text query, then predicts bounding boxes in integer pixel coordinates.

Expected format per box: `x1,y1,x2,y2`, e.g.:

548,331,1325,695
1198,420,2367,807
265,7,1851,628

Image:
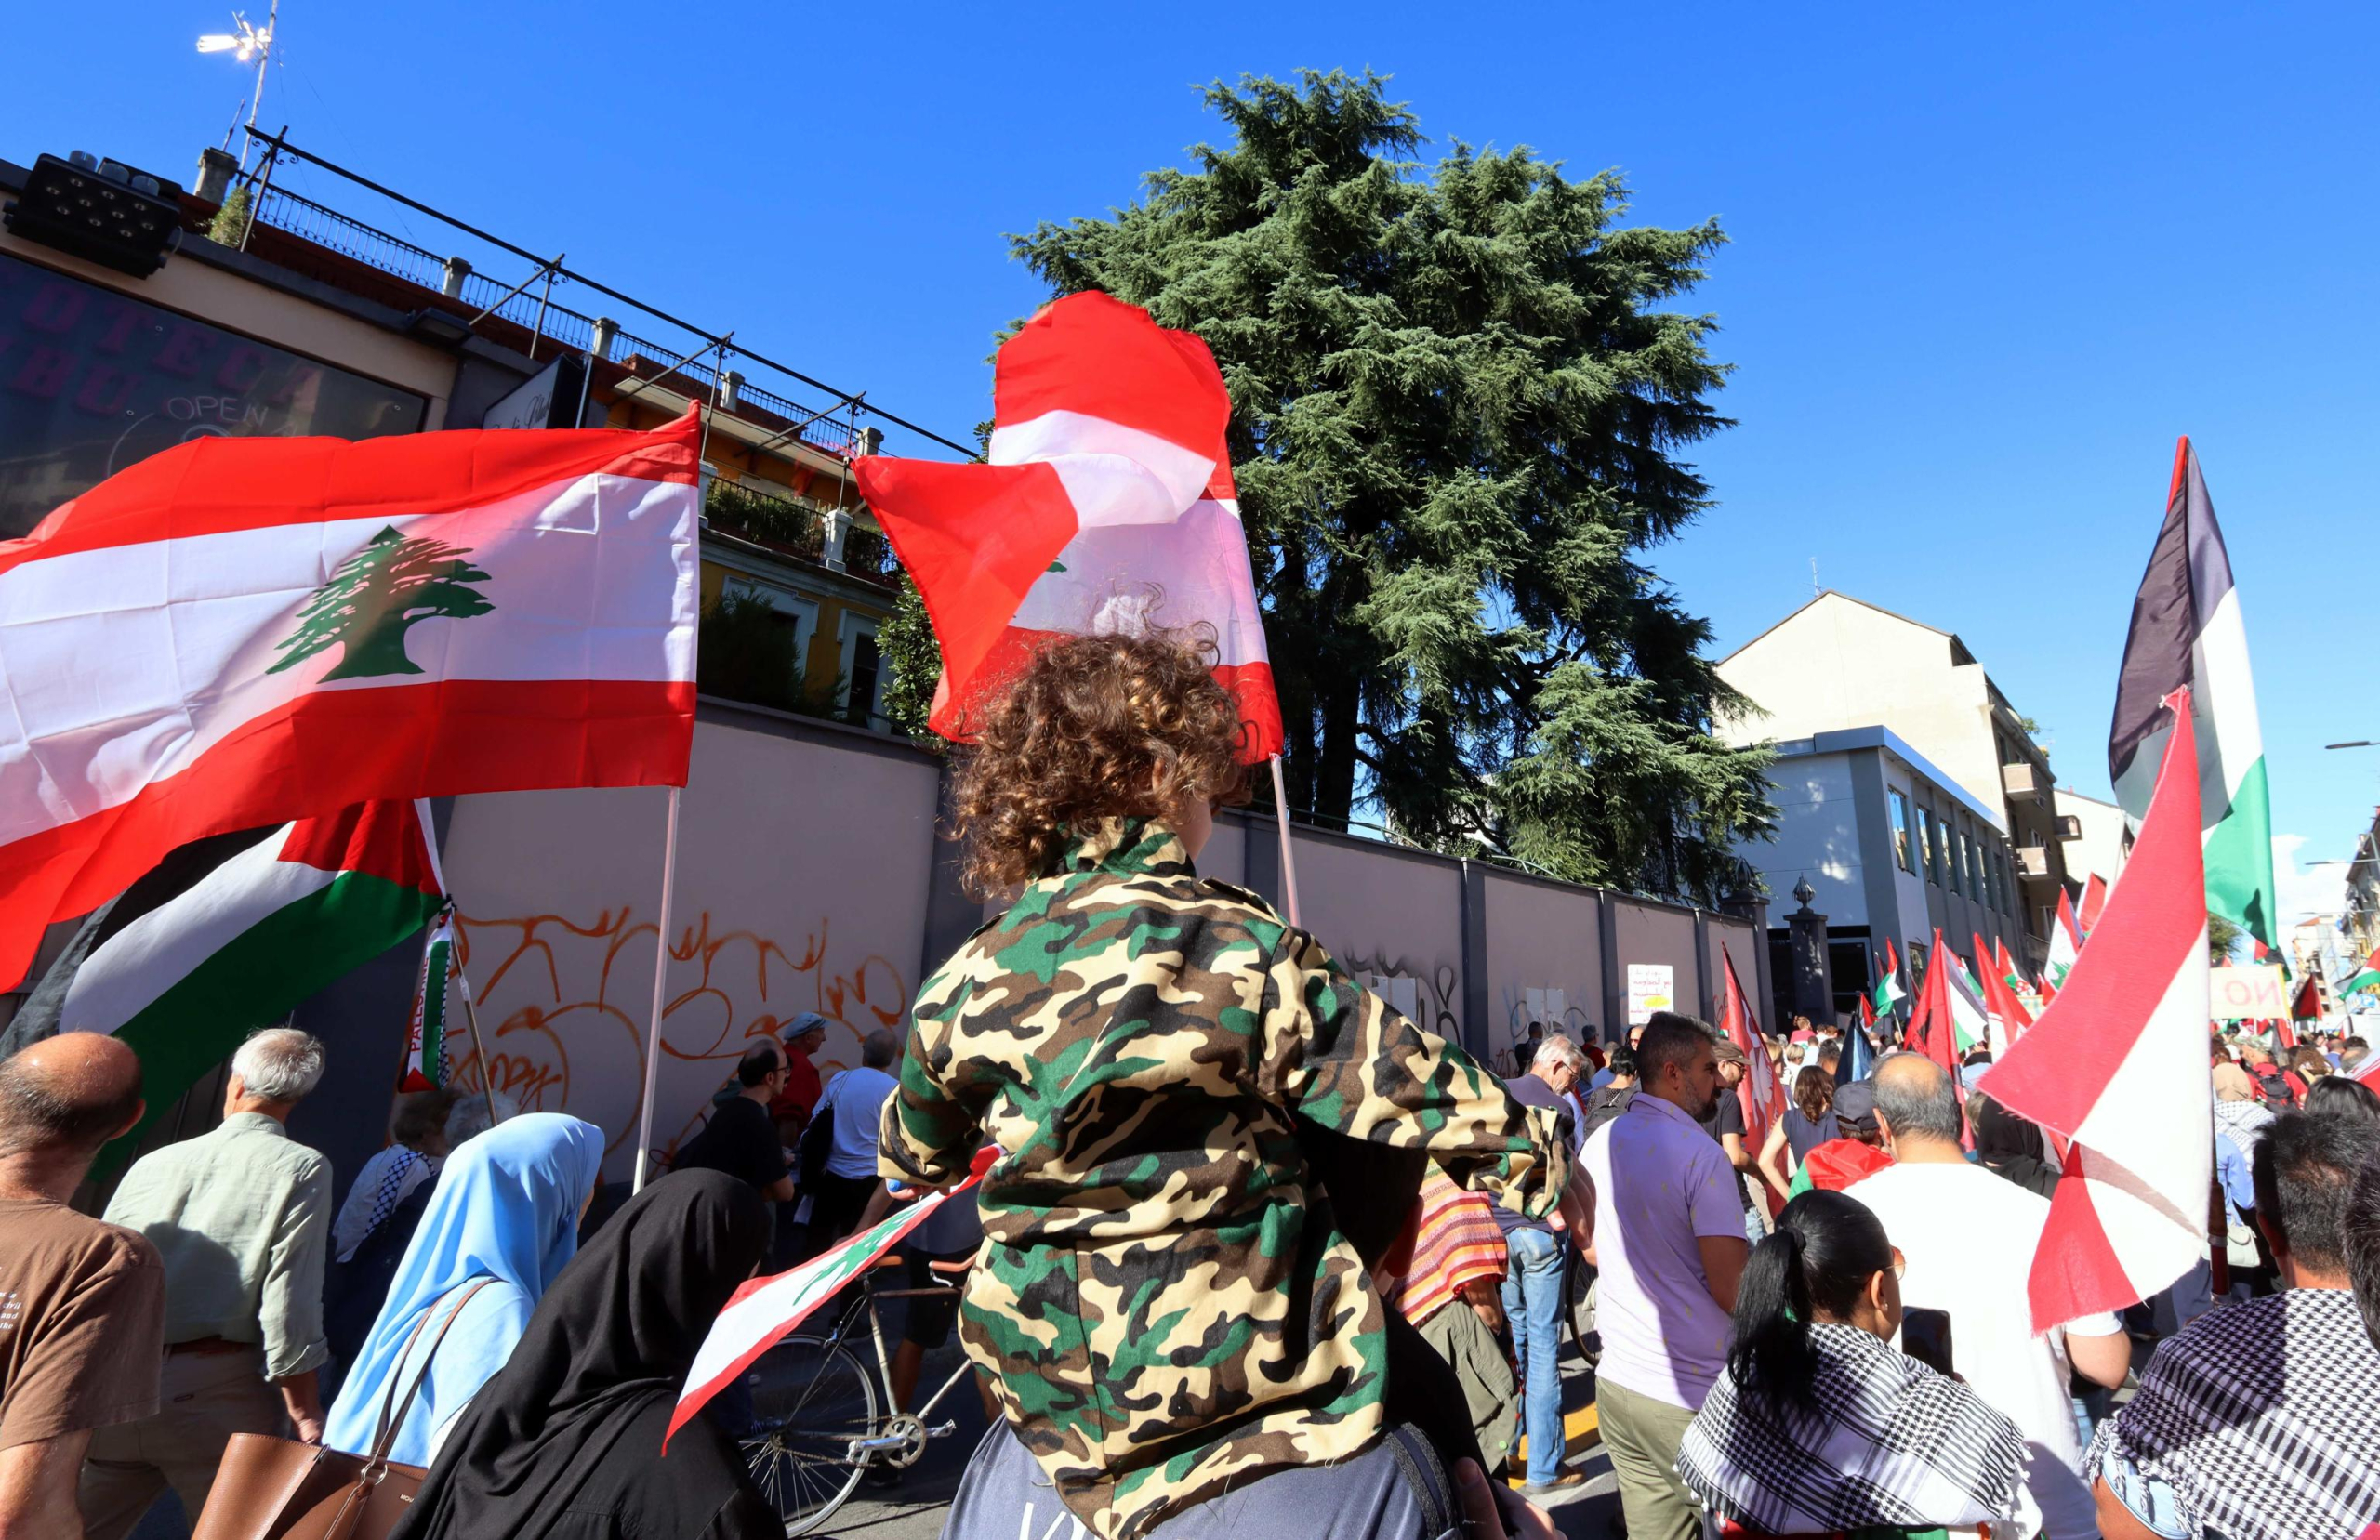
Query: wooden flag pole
631,785,684,1193
454,968,501,1125
1268,756,1303,928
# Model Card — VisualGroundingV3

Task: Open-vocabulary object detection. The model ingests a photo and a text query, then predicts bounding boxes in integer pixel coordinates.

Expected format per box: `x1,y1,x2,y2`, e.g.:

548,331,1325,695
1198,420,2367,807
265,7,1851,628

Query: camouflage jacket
879,819,1571,1540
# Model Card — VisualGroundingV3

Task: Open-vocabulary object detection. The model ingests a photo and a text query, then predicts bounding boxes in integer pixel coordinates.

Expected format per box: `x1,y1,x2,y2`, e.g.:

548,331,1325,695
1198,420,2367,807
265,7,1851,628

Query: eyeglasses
1890,1247,1907,1280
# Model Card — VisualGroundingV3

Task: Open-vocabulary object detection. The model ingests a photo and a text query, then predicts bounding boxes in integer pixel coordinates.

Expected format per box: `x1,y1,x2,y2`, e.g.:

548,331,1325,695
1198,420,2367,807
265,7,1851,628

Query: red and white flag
1980,689,2211,1333
1717,949,1783,1148
667,1144,999,1447
2078,872,2110,936
0,411,700,989
853,292,1281,760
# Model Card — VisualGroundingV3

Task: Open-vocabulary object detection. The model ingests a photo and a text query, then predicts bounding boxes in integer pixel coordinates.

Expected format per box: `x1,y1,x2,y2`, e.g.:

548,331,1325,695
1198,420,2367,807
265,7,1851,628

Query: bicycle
736,1251,981,1536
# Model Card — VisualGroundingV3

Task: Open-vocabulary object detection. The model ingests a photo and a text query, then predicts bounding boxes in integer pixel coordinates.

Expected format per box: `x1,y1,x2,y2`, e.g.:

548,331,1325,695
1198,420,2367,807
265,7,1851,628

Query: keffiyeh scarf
2214,1096,2276,1157
1675,1323,2027,1535
2089,1288,2380,1540
333,1144,439,1263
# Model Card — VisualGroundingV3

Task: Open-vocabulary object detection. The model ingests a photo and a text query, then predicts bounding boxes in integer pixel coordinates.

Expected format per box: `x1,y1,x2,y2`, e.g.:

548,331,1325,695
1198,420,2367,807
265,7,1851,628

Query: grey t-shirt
942,1419,1455,1540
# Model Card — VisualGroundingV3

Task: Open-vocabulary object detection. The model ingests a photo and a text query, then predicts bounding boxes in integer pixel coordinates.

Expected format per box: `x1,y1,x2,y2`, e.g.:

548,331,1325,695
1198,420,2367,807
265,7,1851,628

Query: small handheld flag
400,909,466,1092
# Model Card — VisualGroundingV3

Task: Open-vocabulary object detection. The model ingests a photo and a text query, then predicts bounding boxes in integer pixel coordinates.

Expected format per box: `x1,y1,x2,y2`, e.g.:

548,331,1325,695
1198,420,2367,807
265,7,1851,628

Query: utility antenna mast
197,1,280,169
1810,557,1820,598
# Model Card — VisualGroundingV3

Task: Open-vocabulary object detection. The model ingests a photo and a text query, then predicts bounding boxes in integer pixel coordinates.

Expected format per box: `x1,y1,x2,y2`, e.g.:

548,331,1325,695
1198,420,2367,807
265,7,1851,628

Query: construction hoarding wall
296,702,1768,1187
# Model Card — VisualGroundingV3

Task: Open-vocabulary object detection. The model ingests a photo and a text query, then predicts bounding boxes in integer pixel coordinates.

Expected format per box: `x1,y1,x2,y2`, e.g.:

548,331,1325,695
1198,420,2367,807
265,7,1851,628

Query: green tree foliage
1003,70,1773,901
208,183,253,247
2208,911,2242,967
878,573,940,742
269,526,494,680
698,586,806,714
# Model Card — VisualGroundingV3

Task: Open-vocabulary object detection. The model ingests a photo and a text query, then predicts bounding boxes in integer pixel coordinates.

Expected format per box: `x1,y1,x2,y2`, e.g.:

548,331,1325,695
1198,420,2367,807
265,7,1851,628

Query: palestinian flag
1981,689,2211,1333
853,293,1282,761
1718,949,1784,1149
0,800,443,1162
399,908,468,1091
1977,930,2035,1049
1871,938,1907,1019
2290,973,2321,1022
2344,947,2380,997
2109,439,2277,953
0,411,699,991
1909,930,1972,1147
1946,952,1993,1055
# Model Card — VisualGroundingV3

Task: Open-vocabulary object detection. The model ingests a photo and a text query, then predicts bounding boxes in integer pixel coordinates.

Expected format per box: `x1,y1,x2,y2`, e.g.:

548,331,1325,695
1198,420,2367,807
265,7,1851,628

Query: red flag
0,411,700,990
2079,873,2109,936
1884,936,1901,981
853,292,1282,761
1978,690,2210,1333
2292,974,2321,1021
1858,992,1876,1031
1911,929,1972,1147
1718,949,1784,1149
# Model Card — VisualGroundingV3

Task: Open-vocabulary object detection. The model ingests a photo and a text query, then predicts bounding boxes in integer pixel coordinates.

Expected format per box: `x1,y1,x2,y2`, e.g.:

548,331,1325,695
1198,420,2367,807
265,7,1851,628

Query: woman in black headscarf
388,1170,776,1540
1973,1095,2059,1199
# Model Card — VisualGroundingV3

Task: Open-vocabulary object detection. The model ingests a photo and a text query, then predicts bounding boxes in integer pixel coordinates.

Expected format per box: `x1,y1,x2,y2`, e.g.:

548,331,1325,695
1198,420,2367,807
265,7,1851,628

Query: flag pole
453,964,502,1125
1267,756,1303,928
631,785,684,1193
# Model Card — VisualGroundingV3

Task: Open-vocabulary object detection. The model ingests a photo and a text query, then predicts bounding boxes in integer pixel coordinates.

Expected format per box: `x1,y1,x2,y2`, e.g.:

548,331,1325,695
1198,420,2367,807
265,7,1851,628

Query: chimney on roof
440,256,471,298
719,370,743,413
856,426,884,458
590,317,618,361
193,147,237,205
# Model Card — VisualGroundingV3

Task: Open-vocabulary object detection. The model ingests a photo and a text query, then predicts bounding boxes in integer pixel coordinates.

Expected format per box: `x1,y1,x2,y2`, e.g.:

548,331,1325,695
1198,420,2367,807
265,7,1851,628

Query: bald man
1848,1052,2130,1539
0,1035,163,1540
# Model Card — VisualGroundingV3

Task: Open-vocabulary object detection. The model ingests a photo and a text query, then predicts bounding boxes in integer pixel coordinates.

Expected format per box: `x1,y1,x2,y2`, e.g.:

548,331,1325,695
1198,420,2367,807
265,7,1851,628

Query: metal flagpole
631,785,683,1192
1267,756,1303,928
453,963,501,1125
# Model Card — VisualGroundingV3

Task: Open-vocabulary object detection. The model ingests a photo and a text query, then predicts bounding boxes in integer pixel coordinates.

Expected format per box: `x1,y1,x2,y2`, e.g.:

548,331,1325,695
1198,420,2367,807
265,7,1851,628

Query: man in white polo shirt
1850,1052,2131,1540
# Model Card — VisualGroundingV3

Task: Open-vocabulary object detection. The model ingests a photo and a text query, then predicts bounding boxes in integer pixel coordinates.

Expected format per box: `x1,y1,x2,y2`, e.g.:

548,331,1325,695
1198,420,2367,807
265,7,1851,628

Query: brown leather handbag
192,1279,496,1540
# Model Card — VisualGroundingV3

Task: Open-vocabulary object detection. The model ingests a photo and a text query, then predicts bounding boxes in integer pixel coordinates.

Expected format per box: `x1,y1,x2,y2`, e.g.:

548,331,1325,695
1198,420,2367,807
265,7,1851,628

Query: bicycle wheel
740,1332,879,1537
1565,1250,1599,1365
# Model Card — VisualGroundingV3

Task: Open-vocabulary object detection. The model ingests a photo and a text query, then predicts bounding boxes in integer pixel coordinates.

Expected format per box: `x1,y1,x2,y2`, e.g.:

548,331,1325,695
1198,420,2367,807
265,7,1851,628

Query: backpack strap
365,1277,498,1465
1381,1423,1460,1540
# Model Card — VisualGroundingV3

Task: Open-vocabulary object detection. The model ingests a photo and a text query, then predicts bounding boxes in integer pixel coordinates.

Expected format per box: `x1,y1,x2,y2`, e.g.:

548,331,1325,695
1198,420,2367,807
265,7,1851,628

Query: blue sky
15,2,2377,928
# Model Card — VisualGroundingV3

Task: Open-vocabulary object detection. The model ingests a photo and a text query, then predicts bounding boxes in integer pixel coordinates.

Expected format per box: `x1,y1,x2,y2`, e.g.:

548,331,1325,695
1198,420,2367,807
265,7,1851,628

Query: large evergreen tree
891,70,1774,902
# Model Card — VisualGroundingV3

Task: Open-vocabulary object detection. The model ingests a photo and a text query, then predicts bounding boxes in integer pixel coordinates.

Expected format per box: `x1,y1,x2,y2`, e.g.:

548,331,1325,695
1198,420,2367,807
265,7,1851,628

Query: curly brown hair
1792,1064,1834,1122
947,631,1250,898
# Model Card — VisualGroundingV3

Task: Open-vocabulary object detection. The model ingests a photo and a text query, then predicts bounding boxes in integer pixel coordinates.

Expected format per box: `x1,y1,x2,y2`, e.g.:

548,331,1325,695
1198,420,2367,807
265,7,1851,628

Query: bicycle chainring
878,1414,930,1468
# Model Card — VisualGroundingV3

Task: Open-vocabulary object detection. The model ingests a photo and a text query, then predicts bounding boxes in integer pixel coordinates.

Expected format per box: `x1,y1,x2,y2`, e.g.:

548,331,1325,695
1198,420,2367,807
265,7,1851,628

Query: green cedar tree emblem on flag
270,525,496,680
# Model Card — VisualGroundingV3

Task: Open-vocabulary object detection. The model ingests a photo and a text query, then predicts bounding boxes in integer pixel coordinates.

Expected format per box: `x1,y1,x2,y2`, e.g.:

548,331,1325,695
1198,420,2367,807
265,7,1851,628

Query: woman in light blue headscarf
324,1112,606,1467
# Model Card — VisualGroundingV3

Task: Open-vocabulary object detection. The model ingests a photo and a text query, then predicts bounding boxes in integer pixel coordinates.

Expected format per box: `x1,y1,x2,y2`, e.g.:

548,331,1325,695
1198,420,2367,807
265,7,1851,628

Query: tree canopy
889,69,1775,903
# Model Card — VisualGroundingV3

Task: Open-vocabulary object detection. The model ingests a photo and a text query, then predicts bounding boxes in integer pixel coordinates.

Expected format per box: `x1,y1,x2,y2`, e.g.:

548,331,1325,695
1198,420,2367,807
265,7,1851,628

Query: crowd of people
7,629,2380,1540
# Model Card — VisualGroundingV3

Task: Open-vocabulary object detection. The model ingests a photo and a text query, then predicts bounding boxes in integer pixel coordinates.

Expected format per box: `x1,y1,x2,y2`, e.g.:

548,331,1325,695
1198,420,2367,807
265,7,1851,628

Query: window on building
1956,828,1976,900
836,613,888,728
720,575,817,684
1916,807,1939,886
1888,789,1915,873
1949,823,1968,898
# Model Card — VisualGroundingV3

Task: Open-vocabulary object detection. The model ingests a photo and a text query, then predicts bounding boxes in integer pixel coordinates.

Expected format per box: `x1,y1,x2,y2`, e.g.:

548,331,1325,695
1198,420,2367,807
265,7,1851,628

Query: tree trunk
1314,678,1360,833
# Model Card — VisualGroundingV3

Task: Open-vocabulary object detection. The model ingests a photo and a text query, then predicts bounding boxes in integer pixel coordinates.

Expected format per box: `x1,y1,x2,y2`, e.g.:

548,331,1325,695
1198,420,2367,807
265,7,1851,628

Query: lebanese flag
0,799,443,1165
2079,873,2110,936
667,1144,999,1447
1980,689,2211,1334
2046,889,2084,996
0,411,699,990
1717,949,1783,1149
853,292,1281,761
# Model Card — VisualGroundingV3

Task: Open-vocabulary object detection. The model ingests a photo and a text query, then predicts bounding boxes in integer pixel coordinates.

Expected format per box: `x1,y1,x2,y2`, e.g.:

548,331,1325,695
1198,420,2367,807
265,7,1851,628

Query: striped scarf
1382,1165,1506,1326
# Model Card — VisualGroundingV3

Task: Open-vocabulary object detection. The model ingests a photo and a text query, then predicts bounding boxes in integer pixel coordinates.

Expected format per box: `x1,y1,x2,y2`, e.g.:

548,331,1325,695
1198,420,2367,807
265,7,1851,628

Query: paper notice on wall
1627,964,1674,1025
1358,972,1421,1023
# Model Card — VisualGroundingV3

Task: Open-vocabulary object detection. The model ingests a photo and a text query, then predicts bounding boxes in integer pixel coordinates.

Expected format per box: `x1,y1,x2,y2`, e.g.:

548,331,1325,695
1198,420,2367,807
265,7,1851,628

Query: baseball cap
1833,1080,1878,1129
783,1011,829,1043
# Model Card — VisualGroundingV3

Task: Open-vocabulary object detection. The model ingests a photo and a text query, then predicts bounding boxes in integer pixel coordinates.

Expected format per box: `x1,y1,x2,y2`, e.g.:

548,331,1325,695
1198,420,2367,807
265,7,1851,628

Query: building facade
2055,785,2131,898
0,141,914,741
1717,591,2075,1001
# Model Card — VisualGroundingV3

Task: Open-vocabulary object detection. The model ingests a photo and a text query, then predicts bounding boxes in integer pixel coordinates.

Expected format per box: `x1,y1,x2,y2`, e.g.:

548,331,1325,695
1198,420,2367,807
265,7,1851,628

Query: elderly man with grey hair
80,1028,334,1540
803,1028,905,1249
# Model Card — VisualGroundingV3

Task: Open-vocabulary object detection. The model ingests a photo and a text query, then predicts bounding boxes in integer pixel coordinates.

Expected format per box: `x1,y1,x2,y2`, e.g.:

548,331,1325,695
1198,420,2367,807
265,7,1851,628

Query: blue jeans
1500,1226,1567,1485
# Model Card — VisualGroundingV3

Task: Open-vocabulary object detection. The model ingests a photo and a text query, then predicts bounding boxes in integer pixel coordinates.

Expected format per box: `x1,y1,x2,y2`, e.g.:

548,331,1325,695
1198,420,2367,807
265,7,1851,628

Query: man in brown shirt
0,1034,164,1540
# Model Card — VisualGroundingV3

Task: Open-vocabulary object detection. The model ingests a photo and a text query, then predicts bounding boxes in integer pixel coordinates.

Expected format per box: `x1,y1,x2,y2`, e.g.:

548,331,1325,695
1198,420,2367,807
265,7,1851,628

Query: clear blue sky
17,2,2377,928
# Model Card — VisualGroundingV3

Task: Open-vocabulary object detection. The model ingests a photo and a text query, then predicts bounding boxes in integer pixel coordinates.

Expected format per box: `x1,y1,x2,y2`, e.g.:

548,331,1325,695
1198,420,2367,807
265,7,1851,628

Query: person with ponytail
1674,1190,2030,1539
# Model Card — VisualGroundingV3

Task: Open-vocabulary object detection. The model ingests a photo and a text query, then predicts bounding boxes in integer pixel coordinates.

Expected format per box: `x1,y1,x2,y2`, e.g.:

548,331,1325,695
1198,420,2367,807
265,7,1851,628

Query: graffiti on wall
436,904,909,1167
1342,948,1462,1045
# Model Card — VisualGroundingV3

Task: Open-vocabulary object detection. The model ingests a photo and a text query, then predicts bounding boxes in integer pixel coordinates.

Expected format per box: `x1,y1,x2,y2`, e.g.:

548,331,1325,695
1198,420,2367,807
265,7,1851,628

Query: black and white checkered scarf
2089,1288,2380,1540
1674,1322,2028,1533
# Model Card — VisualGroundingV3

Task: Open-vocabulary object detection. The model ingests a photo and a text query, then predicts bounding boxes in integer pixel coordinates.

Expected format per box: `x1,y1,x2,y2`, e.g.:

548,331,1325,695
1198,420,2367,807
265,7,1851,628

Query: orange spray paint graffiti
438,905,909,1169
